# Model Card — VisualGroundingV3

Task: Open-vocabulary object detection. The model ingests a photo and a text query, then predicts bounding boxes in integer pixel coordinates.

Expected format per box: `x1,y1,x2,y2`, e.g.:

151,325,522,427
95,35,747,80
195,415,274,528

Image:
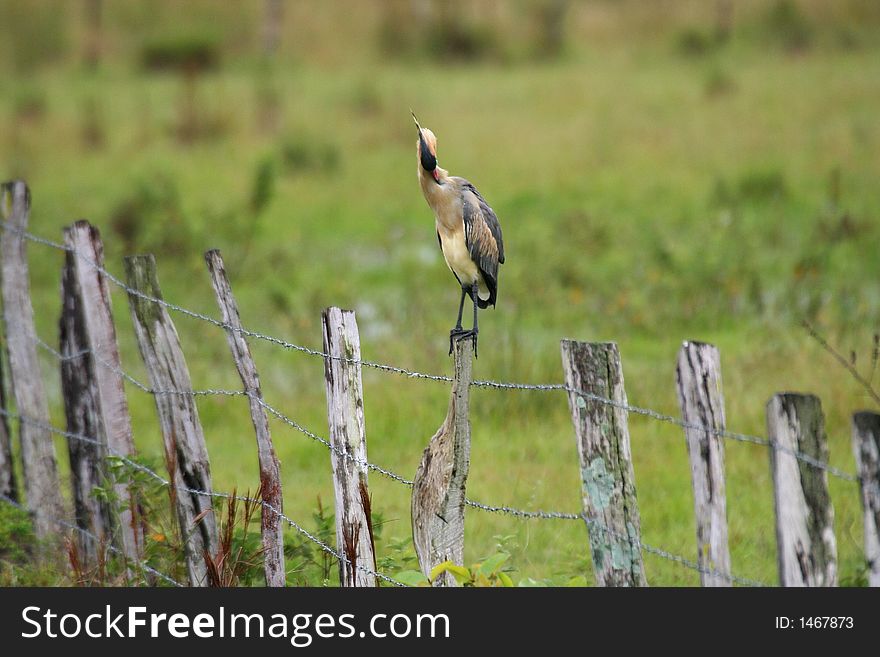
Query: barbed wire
0,407,405,587
0,492,183,587
11,220,860,482
0,220,829,585
10,341,766,586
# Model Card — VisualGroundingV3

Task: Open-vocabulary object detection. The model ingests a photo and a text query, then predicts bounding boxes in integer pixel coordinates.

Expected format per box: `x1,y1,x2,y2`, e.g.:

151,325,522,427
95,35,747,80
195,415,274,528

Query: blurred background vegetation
1,0,878,585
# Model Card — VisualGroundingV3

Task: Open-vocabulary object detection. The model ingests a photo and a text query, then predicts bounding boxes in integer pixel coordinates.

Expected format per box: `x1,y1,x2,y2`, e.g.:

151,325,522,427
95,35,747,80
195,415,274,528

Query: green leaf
429,561,453,582
517,577,549,587
498,571,515,587
478,552,509,576
430,561,472,584
447,564,471,584
566,575,588,587
395,570,429,587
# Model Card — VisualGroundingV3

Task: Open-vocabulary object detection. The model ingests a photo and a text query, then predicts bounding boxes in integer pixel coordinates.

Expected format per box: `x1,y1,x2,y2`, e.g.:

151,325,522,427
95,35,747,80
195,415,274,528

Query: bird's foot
448,327,478,358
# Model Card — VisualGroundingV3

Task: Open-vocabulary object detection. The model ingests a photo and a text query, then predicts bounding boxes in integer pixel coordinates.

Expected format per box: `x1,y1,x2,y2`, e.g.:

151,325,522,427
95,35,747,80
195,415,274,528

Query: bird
412,112,504,358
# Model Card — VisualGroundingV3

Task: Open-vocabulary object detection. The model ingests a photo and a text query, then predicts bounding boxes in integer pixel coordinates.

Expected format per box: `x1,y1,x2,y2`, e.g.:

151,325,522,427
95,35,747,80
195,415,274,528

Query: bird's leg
471,281,479,358
449,283,479,358
448,286,469,355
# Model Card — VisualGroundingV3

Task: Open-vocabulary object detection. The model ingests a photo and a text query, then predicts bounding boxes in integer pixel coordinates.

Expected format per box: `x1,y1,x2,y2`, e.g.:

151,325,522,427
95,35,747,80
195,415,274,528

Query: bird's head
412,111,440,183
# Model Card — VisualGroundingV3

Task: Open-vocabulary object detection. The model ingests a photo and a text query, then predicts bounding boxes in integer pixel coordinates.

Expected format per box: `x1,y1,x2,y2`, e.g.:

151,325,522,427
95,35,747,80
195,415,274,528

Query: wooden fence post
766,393,837,586
412,336,473,586
561,340,646,587
205,249,285,587
60,247,110,564
0,181,64,539
62,221,143,566
322,307,377,587
0,347,15,502
675,341,732,586
852,411,880,587
124,254,218,586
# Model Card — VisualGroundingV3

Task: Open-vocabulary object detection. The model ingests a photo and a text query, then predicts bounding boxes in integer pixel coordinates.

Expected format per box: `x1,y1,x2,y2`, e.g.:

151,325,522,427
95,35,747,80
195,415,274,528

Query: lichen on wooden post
852,411,880,587
322,307,376,587
62,220,143,568
766,393,837,587
561,340,646,587
124,254,218,586
675,341,731,586
412,336,473,586
205,249,285,587
0,180,64,540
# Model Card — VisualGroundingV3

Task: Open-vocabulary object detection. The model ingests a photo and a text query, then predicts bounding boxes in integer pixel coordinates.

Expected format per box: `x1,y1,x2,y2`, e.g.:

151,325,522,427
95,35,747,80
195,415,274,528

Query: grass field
1,0,879,585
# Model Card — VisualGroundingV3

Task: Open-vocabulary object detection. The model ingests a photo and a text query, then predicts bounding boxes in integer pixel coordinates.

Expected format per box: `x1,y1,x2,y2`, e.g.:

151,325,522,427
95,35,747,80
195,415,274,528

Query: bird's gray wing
455,178,505,265
454,178,504,305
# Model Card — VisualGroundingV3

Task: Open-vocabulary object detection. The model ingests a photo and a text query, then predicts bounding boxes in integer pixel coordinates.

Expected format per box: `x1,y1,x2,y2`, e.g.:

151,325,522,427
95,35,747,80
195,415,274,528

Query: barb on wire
0,492,183,587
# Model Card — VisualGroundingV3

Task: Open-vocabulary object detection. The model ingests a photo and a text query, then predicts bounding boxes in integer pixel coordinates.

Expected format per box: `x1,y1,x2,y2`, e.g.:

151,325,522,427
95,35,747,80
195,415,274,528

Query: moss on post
561,340,646,587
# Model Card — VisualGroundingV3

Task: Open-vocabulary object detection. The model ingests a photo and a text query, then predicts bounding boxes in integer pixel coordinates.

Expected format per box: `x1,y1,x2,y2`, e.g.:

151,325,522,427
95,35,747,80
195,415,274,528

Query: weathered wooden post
0,181,64,540
205,249,285,587
852,411,880,587
412,336,473,586
561,340,646,587
61,221,143,567
124,254,218,586
675,341,731,586
60,246,110,564
0,349,16,502
321,307,377,587
766,393,837,586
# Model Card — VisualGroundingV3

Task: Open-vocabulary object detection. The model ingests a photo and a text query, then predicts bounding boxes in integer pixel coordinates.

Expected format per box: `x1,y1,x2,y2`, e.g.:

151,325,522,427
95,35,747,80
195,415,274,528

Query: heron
412,112,505,358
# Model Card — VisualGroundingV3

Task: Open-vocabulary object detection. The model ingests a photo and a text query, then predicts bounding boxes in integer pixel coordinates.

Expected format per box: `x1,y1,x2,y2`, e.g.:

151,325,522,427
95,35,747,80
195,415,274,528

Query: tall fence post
675,341,732,586
124,254,218,586
205,249,285,587
0,181,64,540
62,220,143,567
322,307,377,587
766,393,837,586
561,340,646,587
412,336,473,586
60,244,110,564
852,411,880,587
0,345,15,502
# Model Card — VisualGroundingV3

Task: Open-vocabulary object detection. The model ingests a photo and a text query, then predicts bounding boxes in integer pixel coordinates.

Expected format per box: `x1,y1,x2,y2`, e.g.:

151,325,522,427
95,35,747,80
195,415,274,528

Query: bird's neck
418,166,450,208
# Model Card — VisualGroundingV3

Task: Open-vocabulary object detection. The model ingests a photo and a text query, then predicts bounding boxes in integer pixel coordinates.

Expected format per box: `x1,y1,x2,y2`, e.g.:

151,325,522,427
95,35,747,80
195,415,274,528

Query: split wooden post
852,411,880,587
0,181,64,539
412,336,473,586
124,254,218,586
0,347,16,502
322,308,377,586
61,221,143,566
205,249,285,587
561,340,646,587
675,341,732,586
766,393,837,586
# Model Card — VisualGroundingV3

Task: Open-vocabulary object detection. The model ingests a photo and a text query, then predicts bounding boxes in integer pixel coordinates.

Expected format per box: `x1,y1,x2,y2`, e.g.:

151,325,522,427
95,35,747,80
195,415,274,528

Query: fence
0,179,878,588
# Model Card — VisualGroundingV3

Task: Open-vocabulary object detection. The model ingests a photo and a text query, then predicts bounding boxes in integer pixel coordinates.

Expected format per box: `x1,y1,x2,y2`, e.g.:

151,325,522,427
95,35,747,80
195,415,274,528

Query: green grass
1,1,879,586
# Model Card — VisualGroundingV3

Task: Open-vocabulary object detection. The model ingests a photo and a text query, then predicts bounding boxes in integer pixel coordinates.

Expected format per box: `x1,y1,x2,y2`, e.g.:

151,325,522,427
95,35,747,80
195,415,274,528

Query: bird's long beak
411,110,422,134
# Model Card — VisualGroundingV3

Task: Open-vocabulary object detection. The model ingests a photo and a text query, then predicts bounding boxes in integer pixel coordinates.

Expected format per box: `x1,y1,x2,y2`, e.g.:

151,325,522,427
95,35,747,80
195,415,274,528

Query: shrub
141,33,221,73
280,137,340,175
762,0,813,52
